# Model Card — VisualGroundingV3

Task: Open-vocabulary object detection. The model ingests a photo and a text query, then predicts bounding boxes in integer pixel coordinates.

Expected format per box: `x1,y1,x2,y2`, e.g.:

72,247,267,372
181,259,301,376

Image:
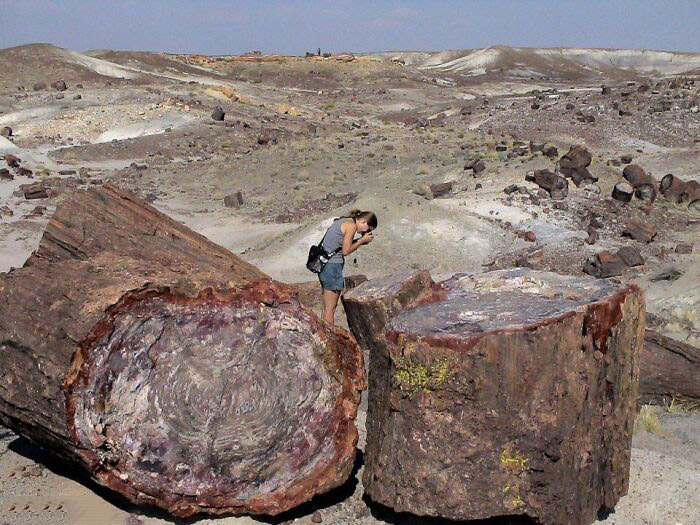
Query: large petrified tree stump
343,269,643,525
0,184,365,517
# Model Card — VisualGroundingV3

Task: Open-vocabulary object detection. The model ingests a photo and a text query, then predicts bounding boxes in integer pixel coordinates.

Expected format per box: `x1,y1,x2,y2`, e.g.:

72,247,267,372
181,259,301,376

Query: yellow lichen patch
500,444,529,512
500,449,529,471
394,358,452,395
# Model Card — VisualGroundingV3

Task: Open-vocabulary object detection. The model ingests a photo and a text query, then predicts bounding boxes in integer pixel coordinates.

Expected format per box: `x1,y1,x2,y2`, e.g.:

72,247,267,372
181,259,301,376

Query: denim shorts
318,263,344,291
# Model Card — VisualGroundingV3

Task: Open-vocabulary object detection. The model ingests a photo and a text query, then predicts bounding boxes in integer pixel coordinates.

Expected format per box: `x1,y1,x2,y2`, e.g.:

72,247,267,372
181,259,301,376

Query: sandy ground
1,43,700,525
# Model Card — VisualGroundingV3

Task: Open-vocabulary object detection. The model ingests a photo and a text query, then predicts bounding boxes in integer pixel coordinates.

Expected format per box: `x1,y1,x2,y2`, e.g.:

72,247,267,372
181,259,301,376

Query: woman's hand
360,232,374,245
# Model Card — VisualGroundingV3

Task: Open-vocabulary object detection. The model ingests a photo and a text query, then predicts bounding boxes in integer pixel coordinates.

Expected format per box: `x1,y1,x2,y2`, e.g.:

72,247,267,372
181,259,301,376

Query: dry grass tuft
634,405,663,434
663,396,700,414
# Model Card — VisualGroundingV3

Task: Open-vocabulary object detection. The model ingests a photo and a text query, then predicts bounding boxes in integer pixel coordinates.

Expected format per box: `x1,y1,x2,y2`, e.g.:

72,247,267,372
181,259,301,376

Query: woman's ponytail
346,209,378,229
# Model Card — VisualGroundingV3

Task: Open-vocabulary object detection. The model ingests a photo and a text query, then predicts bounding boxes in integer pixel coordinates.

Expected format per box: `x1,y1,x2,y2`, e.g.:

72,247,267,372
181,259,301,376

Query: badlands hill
378,45,700,81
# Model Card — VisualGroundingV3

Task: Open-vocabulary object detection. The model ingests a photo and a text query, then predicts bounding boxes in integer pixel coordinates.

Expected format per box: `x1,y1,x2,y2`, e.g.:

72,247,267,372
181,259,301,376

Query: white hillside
415,46,700,77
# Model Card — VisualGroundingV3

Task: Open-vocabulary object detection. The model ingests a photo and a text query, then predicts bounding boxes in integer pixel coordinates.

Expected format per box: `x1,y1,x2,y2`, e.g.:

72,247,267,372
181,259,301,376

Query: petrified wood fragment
343,269,644,525
622,219,657,243
525,169,568,200
0,184,365,517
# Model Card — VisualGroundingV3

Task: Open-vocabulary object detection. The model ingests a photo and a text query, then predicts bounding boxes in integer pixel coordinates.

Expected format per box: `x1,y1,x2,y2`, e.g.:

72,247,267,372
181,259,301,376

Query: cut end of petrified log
65,281,365,517
386,269,635,353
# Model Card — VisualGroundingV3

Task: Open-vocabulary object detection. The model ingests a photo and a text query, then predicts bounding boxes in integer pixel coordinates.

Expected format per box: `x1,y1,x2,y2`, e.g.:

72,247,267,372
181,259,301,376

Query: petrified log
525,169,568,200
611,181,633,203
679,180,700,210
343,269,643,525
621,165,657,202
660,174,686,203
0,184,365,517
639,330,700,404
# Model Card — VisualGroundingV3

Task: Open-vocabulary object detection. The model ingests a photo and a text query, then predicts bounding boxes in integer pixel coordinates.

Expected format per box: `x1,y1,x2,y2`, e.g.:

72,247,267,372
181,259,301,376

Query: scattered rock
544,146,559,158
429,182,453,198
585,230,598,245
17,167,33,177
223,191,244,208
589,218,604,231
51,80,67,91
413,183,433,200
0,126,12,137
529,141,545,153
622,220,657,243
23,465,43,477
517,230,537,242
33,81,47,91
4,154,20,168
525,169,568,200
503,184,519,195
257,129,279,145
0,168,13,181
675,243,693,254
617,246,644,267
464,157,486,175
211,106,225,121
72,94,82,100
20,182,48,199
583,251,626,278
311,511,323,523
557,145,595,186
276,104,300,116
582,183,601,196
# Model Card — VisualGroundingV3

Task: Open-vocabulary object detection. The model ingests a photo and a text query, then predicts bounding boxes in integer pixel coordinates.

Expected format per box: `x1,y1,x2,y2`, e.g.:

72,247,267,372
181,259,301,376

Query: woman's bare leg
322,289,341,325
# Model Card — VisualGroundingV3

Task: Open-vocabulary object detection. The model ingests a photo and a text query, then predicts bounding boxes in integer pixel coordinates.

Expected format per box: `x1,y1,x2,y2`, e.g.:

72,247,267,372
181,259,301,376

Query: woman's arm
341,221,373,256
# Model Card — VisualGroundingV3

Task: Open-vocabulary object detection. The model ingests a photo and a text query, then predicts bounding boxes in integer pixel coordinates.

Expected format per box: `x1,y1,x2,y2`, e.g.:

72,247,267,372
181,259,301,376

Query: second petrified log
639,330,700,404
0,184,366,517
343,269,643,525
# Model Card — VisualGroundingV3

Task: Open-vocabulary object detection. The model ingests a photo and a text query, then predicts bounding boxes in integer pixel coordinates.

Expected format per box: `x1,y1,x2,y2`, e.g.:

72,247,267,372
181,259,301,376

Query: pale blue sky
2,0,699,54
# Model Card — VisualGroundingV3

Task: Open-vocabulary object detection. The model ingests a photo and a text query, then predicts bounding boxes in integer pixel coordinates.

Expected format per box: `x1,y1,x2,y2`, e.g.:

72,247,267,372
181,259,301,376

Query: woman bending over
318,209,377,324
